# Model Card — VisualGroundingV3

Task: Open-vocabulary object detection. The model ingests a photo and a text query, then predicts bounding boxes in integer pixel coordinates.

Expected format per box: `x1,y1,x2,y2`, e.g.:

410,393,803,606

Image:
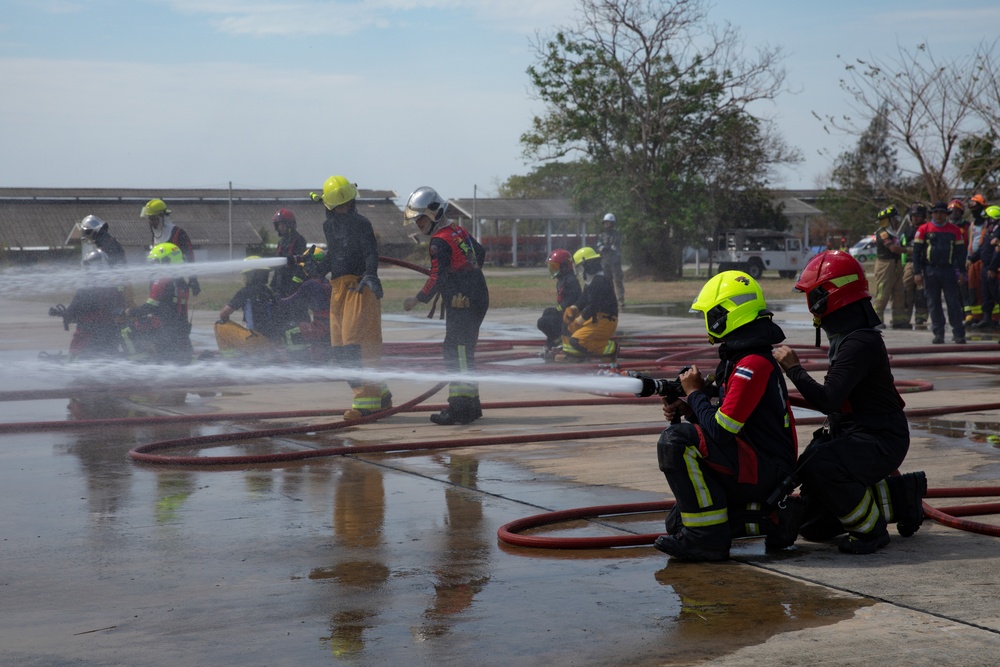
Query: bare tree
819,41,1000,203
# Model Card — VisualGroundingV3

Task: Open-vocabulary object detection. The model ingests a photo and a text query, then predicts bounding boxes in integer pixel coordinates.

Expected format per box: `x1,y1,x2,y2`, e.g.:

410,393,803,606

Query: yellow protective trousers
329,275,387,412
562,315,618,357
214,320,274,358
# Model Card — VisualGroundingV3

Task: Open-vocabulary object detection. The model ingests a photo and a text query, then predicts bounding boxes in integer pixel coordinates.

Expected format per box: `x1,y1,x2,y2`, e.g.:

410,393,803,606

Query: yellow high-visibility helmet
319,175,358,210
141,198,170,218
691,270,769,339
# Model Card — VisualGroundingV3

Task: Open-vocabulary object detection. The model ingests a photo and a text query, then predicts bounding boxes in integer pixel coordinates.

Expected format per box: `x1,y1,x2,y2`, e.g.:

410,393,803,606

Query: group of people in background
867,194,1000,344
61,178,497,427
535,212,626,363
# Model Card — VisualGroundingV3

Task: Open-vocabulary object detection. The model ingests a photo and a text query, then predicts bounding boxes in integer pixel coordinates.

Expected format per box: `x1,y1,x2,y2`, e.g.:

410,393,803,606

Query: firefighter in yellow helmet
126,242,193,363
214,257,282,359
310,176,391,420
655,271,798,561
556,247,618,361
141,198,201,296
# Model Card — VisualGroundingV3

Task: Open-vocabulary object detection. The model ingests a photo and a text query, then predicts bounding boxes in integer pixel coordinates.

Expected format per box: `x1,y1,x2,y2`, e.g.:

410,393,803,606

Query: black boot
765,495,806,552
429,409,475,425
838,529,890,554
894,471,928,537
653,531,729,562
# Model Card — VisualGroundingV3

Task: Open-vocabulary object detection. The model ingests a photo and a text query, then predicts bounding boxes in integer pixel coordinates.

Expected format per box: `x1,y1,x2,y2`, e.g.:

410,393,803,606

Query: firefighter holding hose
655,271,799,562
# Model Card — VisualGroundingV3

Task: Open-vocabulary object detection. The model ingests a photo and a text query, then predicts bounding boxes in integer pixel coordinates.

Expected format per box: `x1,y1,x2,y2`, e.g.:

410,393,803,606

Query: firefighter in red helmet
537,248,582,358
773,250,925,554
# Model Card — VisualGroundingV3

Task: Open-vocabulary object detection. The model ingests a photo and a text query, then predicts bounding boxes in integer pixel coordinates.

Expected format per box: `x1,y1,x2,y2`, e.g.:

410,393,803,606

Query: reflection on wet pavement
1,397,874,666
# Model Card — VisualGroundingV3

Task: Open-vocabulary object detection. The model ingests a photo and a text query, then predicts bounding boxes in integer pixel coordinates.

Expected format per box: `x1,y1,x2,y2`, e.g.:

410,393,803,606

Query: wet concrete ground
3,296,1000,665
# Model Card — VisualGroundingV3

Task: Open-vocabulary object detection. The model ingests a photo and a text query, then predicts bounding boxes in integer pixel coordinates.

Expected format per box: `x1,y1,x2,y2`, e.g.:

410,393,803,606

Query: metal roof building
0,187,413,261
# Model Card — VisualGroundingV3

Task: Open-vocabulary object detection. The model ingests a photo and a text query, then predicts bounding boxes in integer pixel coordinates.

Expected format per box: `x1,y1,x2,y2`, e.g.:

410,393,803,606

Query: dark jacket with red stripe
686,318,798,481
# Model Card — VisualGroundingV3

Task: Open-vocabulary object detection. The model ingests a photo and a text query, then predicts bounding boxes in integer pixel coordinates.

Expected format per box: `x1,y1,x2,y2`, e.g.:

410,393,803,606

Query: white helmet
80,215,109,239
603,213,616,224
404,186,449,235
81,248,110,268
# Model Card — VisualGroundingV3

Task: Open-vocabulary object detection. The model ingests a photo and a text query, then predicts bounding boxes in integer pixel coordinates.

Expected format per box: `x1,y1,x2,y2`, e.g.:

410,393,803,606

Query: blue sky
2,0,999,202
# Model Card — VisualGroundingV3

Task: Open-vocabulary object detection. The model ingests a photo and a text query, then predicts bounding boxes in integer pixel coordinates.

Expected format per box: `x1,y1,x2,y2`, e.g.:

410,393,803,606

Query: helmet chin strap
813,316,822,347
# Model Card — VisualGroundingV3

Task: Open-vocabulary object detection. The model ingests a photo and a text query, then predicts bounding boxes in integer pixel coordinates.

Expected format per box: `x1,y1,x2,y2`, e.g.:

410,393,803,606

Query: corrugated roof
0,188,412,250
448,198,584,220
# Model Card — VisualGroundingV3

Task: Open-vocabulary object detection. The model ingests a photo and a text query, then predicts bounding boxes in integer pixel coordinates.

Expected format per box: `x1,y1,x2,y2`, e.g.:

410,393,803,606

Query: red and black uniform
971,214,1000,326
274,228,307,300
537,270,582,348
913,220,966,341
151,221,200,295
416,223,489,416
783,299,910,541
130,277,192,363
62,286,128,359
657,318,797,550
280,276,333,360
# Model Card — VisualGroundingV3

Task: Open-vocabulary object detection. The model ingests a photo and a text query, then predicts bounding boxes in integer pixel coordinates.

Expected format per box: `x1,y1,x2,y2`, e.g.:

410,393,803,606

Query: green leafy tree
521,0,799,278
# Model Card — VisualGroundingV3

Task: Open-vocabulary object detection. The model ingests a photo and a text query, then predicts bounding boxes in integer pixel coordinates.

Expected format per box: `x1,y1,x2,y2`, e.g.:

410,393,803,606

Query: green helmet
691,271,768,339
147,242,184,264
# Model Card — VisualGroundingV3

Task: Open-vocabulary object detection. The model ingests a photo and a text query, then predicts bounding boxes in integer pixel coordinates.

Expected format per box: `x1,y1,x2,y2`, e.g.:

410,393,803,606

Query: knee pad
656,423,698,474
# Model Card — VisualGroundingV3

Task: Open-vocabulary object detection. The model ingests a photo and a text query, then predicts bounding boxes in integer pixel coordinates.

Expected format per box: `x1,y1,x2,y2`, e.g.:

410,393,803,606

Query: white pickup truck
714,229,814,279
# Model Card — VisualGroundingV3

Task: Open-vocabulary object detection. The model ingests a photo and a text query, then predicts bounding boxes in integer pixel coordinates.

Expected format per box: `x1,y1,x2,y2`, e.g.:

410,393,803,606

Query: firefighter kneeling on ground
125,242,193,364
537,248,582,359
773,250,927,554
48,249,130,361
214,257,290,359
654,271,799,562
556,247,618,362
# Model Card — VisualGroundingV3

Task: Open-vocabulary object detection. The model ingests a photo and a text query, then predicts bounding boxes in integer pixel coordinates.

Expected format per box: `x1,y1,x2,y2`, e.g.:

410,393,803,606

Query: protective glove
188,277,201,296
568,316,585,334
449,293,470,309
356,275,384,299
48,304,66,318
562,305,580,326
309,192,322,203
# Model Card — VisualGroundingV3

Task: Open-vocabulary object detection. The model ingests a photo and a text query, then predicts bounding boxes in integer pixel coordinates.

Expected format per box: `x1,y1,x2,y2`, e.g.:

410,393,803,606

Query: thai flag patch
734,365,754,381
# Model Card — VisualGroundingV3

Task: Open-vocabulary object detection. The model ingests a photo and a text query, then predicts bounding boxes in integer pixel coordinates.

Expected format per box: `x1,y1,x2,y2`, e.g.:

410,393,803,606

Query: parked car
848,236,876,262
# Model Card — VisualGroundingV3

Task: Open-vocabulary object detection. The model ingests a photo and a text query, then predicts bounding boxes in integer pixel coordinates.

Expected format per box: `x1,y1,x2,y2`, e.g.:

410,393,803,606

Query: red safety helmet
948,198,965,212
794,250,871,317
547,249,573,278
272,208,297,232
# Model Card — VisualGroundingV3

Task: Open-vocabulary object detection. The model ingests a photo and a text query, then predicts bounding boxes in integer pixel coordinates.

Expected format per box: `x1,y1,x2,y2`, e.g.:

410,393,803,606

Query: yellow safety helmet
691,271,769,339
241,255,266,273
141,198,170,218
985,205,1000,221
318,175,358,210
573,247,600,265
148,242,184,265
